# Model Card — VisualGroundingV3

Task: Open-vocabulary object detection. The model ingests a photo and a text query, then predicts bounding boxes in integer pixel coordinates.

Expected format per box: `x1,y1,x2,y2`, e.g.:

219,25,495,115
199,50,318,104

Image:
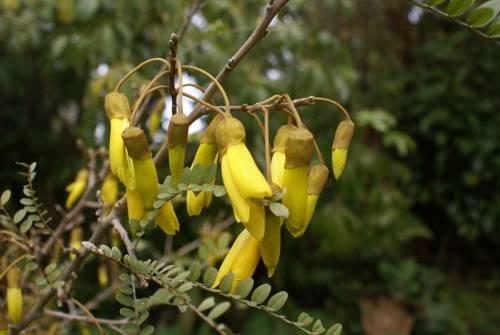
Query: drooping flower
331,119,355,180
69,226,83,260
148,98,165,136
167,113,189,185
214,229,261,290
259,210,281,277
65,169,88,209
271,125,295,188
298,164,330,237
281,128,314,237
105,92,135,189
122,127,179,234
101,174,118,213
216,117,272,241
6,267,22,324
98,261,109,288
186,116,221,216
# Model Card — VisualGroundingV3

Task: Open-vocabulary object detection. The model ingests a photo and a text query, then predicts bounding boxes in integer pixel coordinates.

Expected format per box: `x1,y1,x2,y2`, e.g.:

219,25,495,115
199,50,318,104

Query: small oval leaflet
233,277,254,299
325,323,343,335
266,291,288,311
207,301,231,320
198,297,216,312
250,283,272,304
1,189,11,205
218,272,234,293
13,208,27,224
203,267,218,286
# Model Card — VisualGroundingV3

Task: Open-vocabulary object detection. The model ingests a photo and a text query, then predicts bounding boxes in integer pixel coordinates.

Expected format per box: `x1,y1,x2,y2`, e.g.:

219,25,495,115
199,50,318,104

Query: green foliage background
1,0,500,334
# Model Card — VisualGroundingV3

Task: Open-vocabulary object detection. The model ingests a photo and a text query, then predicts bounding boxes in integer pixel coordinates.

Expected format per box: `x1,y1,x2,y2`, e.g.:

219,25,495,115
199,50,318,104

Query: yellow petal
186,190,205,216
98,262,109,288
214,229,260,289
204,191,213,208
101,174,118,211
332,148,348,180
7,288,22,324
155,201,180,235
192,142,218,166
245,201,265,241
169,145,186,185
126,188,145,221
221,154,250,223
65,169,88,209
260,211,281,277
109,118,135,189
226,144,272,199
271,151,286,188
293,194,319,238
148,111,161,136
282,166,308,236
132,158,158,208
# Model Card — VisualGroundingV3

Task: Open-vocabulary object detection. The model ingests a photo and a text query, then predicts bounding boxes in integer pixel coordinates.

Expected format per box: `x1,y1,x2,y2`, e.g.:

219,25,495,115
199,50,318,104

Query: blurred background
1,0,500,334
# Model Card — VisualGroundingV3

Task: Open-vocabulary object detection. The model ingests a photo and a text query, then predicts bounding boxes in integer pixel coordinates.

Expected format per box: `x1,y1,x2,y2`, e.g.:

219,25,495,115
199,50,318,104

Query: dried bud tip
284,128,314,169
215,117,246,153
167,113,189,148
122,127,151,160
332,119,355,149
272,124,296,153
105,92,130,119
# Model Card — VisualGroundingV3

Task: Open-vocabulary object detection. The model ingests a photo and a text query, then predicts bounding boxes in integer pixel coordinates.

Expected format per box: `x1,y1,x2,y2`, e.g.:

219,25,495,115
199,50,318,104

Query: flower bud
214,229,261,291
155,201,180,235
6,267,22,324
201,115,224,144
282,128,314,237
331,119,354,180
271,125,295,188
70,226,83,259
167,114,189,185
65,169,88,209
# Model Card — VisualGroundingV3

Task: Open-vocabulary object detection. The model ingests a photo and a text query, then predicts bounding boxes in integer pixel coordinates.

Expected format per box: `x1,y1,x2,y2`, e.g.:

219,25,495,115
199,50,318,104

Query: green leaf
198,297,216,312
203,267,218,286
188,262,202,281
177,282,193,293
20,198,34,205
1,190,11,205
212,185,226,197
120,324,140,335
24,261,38,272
190,164,205,185
153,200,166,209
204,163,217,183
111,247,122,260
20,219,33,234
119,273,132,283
487,16,500,36
217,232,231,249
116,292,135,307
35,276,48,287
325,324,343,335
297,312,314,326
251,284,272,304
234,277,254,299
219,272,234,293
446,0,475,17
119,307,136,318
312,319,326,334
269,202,289,218
13,209,27,224
466,0,500,27
76,0,99,20
44,263,57,275
207,301,231,320
47,269,61,283
138,310,149,324
266,291,288,311
141,326,155,335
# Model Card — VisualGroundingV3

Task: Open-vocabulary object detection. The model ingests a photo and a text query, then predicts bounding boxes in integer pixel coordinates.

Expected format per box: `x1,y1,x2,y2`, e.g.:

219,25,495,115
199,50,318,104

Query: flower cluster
63,58,354,287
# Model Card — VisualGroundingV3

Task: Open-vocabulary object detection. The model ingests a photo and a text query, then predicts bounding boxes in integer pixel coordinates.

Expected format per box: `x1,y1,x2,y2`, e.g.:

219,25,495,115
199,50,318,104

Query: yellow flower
214,229,261,290
70,226,83,260
186,117,220,216
299,164,330,237
154,201,180,235
259,210,281,277
148,98,165,136
216,117,272,240
167,114,189,185
126,188,145,221
122,127,159,209
98,261,109,288
6,267,22,324
105,92,135,190
281,128,314,237
331,119,355,180
271,125,295,188
101,174,118,213
65,169,88,209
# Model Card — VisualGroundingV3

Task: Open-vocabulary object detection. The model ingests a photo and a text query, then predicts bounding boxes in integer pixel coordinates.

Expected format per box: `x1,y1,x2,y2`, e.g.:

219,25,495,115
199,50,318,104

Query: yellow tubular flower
101,174,118,213
296,164,330,237
271,125,295,188
167,114,189,185
214,229,261,290
98,262,109,288
65,169,88,209
126,188,145,220
122,127,159,209
246,201,265,242
260,210,281,277
6,267,22,324
216,118,271,240
282,128,314,237
154,201,180,235
148,98,165,136
105,92,135,190
331,119,355,180
70,226,83,260
186,116,222,216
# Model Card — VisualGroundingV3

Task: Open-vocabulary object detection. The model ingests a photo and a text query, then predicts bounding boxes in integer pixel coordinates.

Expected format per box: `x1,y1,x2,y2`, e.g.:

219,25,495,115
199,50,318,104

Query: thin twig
44,310,128,325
